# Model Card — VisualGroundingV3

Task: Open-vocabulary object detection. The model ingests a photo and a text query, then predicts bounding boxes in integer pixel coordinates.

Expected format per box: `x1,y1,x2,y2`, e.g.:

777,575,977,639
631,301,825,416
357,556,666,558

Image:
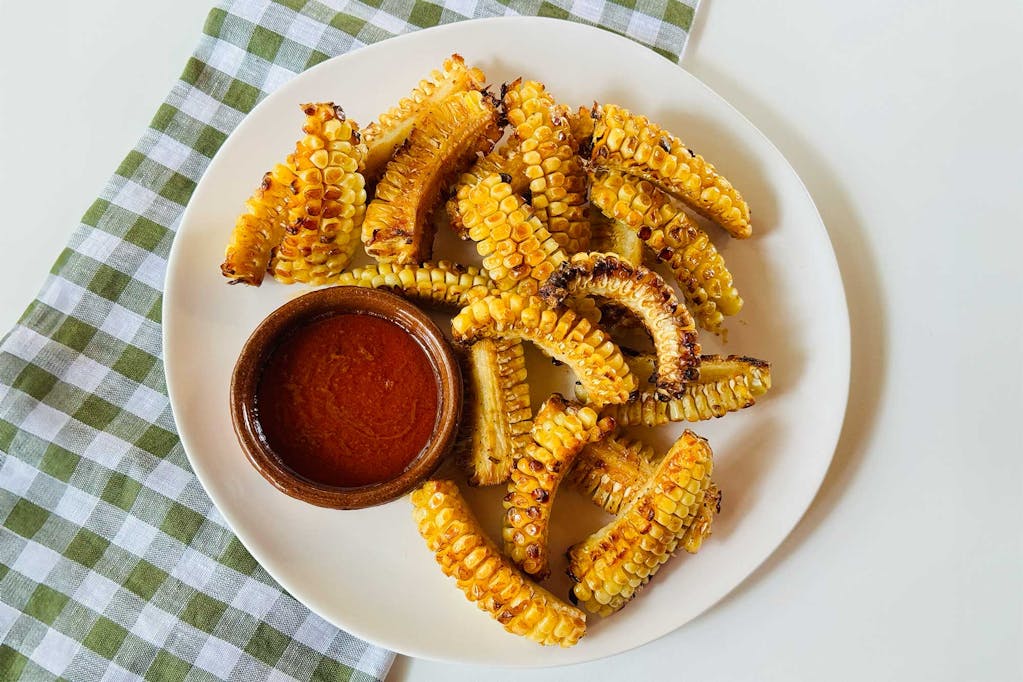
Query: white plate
164,17,850,667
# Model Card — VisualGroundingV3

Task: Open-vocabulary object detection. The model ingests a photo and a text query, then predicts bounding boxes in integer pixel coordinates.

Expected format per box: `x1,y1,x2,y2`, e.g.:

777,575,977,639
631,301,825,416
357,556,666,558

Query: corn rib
458,173,567,296
567,430,713,616
361,54,485,185
333,260,492,310
411,479,586,647
462,338,533,486
504,80,590,253
220,164,295,285
363,90,502,264
270,103,367,284
591,104,752,239
567,432,655,516
589,169,742,337
451,292,638,407
503,395,615,580
541,252,701,399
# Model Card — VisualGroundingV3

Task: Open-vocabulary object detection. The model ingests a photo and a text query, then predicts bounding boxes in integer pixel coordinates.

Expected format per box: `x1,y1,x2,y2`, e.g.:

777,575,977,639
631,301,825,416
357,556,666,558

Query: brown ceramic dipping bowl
230,287,462,509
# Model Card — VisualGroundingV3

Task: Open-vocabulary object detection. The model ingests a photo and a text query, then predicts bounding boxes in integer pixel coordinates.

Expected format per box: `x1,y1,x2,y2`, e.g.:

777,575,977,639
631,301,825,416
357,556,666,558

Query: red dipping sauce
255,312,440,488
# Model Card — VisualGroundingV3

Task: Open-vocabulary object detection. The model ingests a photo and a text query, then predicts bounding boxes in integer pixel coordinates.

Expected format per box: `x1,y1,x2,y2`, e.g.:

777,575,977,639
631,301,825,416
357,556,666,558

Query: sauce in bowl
255,312,440,488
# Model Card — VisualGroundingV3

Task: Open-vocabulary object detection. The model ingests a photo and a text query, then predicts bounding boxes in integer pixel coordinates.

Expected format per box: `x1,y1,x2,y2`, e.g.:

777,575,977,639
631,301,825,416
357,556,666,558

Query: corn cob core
458,173,567,296
221,164,296,285
681,482,721,554
462,338,534,486
589,169,742,337
540,252,701,400
451,292,639,406
505,80,590,253
503,395,615,580
361,54,485,185
591,104,752,239
363,90,502,265
333,260,492,310
567,432,656,516
602,354,771,427
270,103,367,285
567,430,714,616
411,480,587,647
589,211,645,267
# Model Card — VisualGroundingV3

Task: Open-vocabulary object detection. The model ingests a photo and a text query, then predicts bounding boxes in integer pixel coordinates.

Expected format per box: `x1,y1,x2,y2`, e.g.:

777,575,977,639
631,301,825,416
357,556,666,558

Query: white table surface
2,1,1021,680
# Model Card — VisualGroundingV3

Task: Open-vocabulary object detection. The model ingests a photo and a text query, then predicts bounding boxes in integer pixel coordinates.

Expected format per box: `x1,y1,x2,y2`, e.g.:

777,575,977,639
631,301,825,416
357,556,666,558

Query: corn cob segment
411,479,587,647
451,293,638,406
361,54,486,185
503,395,615,580
505,80,590,253
363,90,502,264
462,338,533,486
540,252,700,399
601,354,771,427
567,432,655,516
220,164,295,285
447,144,529,238
270,103,367,285
333,260,493,310
681,482,721,554
589,211,645,267
458,173,567,296
567,430,714,616
591,104,752,239
589,169,742,337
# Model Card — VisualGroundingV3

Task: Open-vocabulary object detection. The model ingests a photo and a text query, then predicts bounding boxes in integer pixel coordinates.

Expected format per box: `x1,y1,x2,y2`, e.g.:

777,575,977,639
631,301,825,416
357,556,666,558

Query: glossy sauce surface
256,313,439,487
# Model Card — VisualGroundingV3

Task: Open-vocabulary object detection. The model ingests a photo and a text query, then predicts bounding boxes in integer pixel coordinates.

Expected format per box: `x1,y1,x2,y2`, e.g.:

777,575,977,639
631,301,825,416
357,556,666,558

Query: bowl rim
230,286,462,509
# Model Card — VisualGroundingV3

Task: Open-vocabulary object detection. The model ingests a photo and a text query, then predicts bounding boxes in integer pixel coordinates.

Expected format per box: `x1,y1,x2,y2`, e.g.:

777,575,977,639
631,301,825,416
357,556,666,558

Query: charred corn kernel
461,338,533,486
591,103,752,239
503,395,615,580
504,80,591,253
568,430,713,616
361,54,485,185
567,432,655,516
588,211,645,267
447,142,529,238
411,480,586,647
681,482,721,553
333,260,493,309
458,173,567,295
220,164,295,285
540,252,700,400
451,292,638,406
601,354,771,427
589,169,743,337
270,103,367,285
363,90,502,264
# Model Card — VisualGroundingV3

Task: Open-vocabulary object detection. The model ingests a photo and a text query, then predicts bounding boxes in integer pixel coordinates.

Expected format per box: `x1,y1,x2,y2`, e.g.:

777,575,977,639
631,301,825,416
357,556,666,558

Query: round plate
164,17,850,667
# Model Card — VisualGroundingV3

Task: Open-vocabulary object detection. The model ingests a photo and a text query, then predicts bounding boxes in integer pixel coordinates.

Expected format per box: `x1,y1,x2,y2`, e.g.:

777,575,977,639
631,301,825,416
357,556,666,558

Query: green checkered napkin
0,0,699,679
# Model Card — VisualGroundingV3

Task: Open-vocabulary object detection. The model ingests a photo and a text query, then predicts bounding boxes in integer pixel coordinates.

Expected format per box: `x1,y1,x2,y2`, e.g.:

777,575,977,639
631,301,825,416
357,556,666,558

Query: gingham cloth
0,0,699,679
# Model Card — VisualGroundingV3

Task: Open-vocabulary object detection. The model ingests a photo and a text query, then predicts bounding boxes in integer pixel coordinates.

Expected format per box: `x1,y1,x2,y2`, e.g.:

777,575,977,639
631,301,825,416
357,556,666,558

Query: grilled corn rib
540,252,700,399
220,164,295,285
589,169,742,336
589,211,645,267
463,338,533,486
503,395,615,580
363,90,502,264
681,482,721,554
567,432,655,516
270,103,367,284
591,104,752,239
458,173,567,296
447,144,529,238
361,54,485,185
602,354,771,427
567,430,714,616
451,292,638,406
505,80,590,253
411,480,587,647
334,260,492,309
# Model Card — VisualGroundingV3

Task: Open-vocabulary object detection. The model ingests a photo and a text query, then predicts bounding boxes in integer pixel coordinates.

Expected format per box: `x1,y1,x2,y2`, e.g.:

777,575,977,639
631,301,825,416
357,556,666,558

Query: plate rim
163,15,851,667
